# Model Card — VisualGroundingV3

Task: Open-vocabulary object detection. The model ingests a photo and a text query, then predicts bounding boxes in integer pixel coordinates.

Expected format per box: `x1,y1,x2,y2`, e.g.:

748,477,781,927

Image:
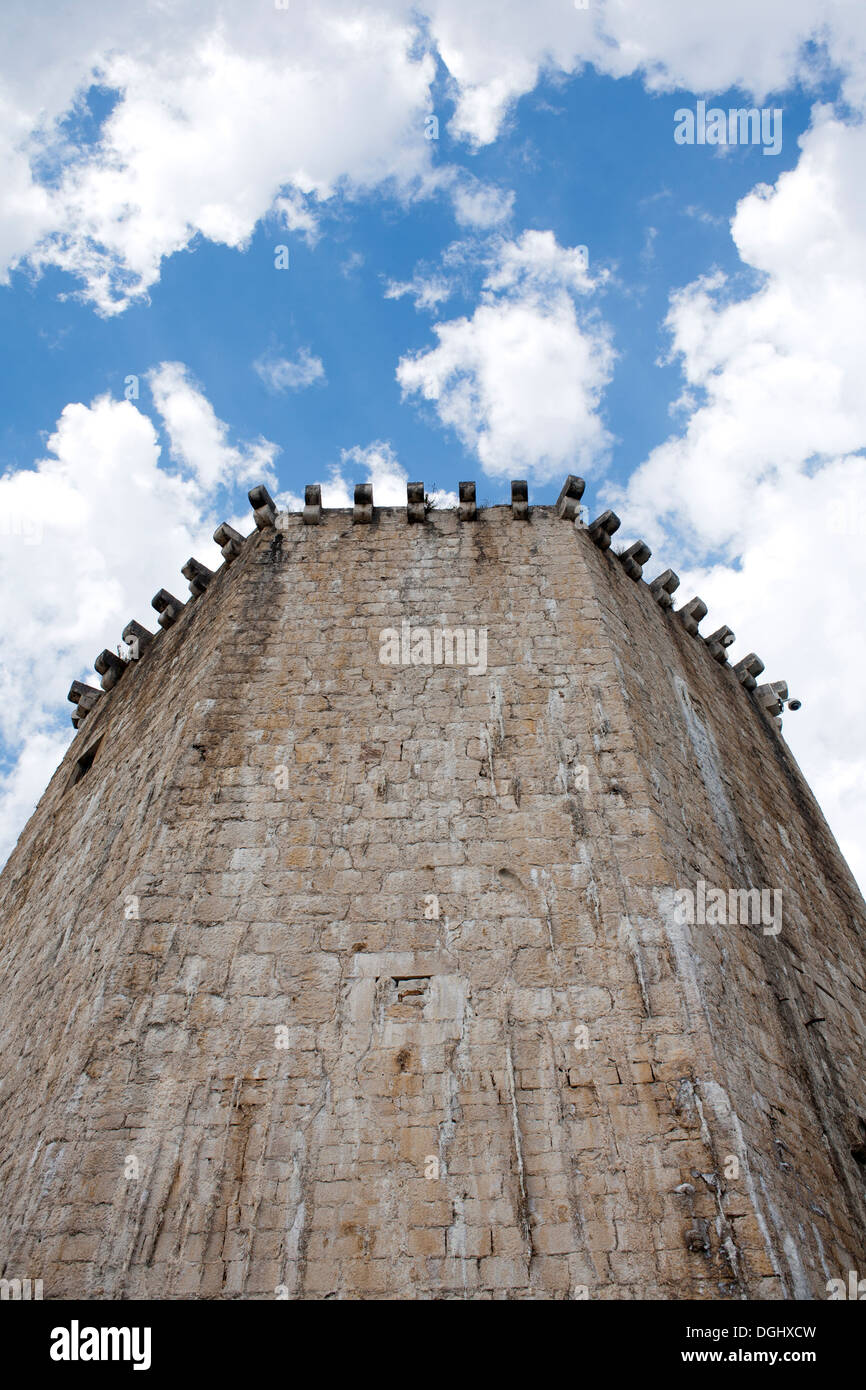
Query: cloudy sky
0,0,864,886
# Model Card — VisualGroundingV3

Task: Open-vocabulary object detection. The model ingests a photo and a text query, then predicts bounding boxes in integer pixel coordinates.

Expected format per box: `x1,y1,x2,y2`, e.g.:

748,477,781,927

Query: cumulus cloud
0,372,280,866
396,230,612,480
148,362,279,492
5,2,866,309
614,110,866,885
449,177,514,229
1,2,438,313
429,0,866,145
3,0,866,898
253,348,326,394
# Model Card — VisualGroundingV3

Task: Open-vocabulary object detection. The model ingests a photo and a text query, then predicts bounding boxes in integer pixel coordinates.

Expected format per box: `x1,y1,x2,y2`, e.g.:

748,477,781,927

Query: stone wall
0,495,863,1299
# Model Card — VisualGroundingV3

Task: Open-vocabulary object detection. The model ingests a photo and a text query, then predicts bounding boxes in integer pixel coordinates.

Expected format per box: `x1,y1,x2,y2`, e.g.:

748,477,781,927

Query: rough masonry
0,479,864,1300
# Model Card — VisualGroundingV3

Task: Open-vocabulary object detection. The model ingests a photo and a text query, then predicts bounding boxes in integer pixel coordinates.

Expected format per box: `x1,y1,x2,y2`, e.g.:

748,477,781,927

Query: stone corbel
407,482,426,523
122,620,154,660
511,480,529,519
555,474,586,521
649,569,680,609
213,523,244,561
353,483,373,524
248,484,277,530
756,680,788,718
458,482,476,522
182,558,215,598
705,626,735,664
733,653,765,691
679,597,707,636
619,541,652,581
303,485,322,526
152,589,186,630
67,679,103,728
587,510,621,550
94,649,126,692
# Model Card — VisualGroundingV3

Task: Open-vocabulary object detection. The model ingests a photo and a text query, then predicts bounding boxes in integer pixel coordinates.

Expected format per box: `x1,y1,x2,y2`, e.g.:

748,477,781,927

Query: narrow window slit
68,737,103,789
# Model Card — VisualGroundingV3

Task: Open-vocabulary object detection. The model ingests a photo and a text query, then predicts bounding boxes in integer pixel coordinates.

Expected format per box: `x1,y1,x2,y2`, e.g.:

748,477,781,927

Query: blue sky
3,71,816,507
0,0,865,885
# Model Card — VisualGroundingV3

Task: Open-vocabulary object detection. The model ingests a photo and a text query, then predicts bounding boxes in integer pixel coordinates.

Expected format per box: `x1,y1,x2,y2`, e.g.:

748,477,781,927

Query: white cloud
382,232,486,311
272,192,320,244
0,398,454,874
396,230,613,480
253,348,326,394
482,229,592,296
4,2,866,308
449,177,514,229
0,729,72,863
1,3,439,313
148,362,279,492
0,380,250,866
614,110,866,886
385,272,455,311
341,250,365,277
3,0,866,902
429,0,866,145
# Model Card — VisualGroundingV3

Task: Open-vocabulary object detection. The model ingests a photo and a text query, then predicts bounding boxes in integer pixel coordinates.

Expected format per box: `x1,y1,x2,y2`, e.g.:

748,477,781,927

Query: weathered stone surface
0,503,864,1301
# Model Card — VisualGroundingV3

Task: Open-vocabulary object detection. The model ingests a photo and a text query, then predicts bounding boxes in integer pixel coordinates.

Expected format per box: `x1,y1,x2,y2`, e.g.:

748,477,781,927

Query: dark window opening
850,1117,866,1171
68,738,102,789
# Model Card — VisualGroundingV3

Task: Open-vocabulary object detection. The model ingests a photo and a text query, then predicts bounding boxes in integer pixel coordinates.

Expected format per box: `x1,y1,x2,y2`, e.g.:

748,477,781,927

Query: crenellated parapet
65,476,798,732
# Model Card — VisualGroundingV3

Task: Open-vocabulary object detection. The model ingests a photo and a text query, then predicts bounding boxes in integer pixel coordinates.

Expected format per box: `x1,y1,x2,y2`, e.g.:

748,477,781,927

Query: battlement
67,474,797,737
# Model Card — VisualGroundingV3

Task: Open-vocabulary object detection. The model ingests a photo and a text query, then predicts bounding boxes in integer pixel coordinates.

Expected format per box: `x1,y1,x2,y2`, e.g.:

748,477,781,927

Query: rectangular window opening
68,737,103,789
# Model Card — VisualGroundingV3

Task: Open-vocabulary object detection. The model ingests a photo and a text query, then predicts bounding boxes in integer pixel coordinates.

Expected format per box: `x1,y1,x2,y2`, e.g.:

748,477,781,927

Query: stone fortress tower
0,475,864,1301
